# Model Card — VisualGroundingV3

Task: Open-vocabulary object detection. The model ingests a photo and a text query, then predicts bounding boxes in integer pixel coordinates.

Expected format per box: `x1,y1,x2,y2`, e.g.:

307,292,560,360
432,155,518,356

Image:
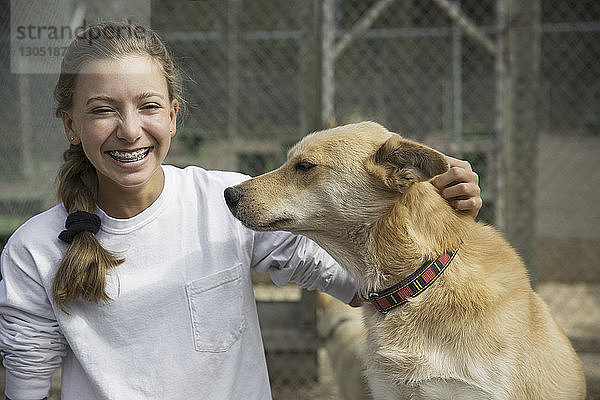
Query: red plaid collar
367,245,460,314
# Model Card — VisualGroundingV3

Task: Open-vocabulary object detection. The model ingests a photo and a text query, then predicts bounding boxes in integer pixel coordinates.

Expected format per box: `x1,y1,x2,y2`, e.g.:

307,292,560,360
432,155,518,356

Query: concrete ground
538,282,600,399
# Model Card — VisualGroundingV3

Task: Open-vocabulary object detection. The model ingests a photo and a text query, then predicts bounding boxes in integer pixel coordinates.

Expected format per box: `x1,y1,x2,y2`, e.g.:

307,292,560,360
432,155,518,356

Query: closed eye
91,107,114,115
141,102,162,111
295,161,317,171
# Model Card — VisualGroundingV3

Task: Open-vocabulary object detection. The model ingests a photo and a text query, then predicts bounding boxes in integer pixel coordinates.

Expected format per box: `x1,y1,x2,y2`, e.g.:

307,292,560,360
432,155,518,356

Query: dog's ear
366,135,449,191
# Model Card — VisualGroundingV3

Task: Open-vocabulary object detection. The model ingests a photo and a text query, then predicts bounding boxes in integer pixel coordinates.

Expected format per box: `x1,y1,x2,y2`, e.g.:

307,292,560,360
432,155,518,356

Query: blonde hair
53,22,184,310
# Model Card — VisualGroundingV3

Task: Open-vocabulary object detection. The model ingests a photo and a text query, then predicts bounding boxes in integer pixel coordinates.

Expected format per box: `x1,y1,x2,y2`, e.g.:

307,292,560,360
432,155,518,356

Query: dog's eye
295,161,317,171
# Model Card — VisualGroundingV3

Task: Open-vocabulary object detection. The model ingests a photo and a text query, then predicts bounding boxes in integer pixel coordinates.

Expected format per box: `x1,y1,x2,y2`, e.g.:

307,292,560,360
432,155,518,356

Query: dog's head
224,121,448,238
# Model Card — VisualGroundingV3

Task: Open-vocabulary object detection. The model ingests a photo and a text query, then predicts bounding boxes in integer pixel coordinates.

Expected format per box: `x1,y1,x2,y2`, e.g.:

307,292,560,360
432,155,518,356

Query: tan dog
225,122,586,399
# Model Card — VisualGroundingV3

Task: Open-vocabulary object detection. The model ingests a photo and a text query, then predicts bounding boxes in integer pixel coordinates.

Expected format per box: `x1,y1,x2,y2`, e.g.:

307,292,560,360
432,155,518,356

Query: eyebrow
135,91,166,102
85,91,165,106
85,95,114,106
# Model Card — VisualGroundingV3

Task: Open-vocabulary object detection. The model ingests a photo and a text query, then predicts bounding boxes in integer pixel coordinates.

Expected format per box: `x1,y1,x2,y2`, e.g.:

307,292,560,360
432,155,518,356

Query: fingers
441,181,481,201
432,157,479,191
432,156,482,218
446,155,473,170
449,196,483,218
442,181,482,219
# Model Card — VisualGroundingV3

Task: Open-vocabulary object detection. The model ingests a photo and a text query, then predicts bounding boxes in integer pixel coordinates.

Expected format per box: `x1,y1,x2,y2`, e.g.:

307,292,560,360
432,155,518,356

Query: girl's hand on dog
432,156,482,219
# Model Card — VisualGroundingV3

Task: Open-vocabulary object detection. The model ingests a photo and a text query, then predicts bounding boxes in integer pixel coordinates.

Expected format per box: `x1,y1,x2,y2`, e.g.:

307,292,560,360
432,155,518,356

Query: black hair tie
58,211,101,244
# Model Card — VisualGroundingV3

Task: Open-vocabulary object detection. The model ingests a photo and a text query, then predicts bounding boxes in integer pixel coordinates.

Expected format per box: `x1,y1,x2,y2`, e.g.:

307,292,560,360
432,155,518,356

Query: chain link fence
1,0,599,398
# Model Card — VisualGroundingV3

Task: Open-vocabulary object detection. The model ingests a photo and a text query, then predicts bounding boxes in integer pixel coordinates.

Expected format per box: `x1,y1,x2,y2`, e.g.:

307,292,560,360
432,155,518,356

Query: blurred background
1,0,599,398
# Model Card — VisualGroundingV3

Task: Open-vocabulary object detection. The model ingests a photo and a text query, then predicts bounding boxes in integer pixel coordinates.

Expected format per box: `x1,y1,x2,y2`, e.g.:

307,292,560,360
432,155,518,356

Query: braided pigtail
53,145,123,311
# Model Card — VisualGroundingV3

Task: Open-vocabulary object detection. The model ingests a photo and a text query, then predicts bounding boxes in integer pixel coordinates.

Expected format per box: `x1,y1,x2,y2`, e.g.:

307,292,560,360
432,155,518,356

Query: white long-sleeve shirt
0,165,356,400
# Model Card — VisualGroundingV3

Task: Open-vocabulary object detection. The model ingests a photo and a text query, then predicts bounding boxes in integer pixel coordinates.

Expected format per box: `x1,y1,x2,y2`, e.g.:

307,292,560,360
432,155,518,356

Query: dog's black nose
224,187,243,209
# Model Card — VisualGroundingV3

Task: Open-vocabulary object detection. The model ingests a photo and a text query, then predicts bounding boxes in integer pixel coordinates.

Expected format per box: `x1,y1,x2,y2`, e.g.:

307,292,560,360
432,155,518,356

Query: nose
224,187,243,210
117,109,142,143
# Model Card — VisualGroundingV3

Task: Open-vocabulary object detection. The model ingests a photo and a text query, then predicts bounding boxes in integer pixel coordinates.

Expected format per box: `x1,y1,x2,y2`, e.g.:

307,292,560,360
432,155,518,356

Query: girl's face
62,54,178,198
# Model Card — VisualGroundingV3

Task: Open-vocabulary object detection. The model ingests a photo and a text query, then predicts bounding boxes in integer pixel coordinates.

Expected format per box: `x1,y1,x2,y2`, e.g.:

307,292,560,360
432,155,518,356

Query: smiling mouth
107,147,152,163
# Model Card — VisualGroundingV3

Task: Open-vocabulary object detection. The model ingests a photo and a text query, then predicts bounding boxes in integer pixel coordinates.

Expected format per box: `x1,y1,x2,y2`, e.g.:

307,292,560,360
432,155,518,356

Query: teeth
108,148,150,163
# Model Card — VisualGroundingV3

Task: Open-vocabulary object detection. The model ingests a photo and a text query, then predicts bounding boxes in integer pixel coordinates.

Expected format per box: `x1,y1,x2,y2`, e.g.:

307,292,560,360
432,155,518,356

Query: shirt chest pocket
186,264,247,352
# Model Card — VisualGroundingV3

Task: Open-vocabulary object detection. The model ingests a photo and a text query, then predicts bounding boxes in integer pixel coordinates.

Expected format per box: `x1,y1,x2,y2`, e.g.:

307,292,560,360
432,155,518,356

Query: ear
61,111,81,145
366,135,448,191
169,99,179,137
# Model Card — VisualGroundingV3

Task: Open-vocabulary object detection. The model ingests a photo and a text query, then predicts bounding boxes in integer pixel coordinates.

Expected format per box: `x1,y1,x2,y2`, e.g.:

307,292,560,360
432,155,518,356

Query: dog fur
225,121,586,399
317,291,370,400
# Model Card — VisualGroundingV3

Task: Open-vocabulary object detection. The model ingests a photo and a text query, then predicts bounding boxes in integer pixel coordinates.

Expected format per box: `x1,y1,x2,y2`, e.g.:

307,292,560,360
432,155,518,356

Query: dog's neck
366,183,467,291
310,182,468,294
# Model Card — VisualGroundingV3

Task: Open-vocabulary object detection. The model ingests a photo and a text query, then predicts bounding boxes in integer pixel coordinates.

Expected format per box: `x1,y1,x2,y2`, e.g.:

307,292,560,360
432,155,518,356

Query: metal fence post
299,0,324,135
227,0,240,140
499,0,542,281
321,0,336,128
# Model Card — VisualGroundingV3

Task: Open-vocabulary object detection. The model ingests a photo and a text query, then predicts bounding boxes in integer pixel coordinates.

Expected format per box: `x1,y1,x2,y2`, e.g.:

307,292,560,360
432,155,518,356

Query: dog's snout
224,186,243,209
